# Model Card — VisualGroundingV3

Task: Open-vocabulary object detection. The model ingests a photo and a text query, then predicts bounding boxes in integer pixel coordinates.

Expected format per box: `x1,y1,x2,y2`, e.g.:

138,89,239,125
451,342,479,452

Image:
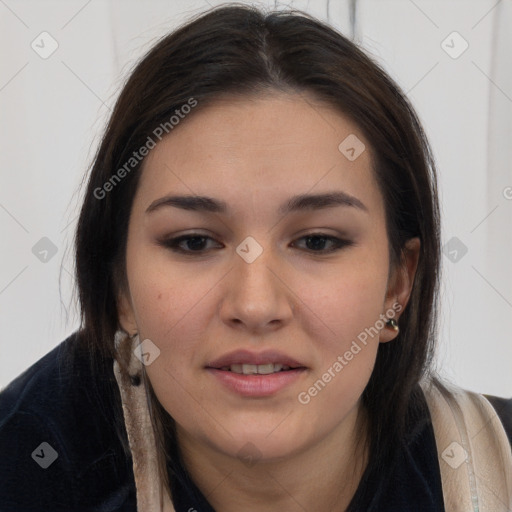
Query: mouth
217,363,303,375
205,350,308,397
206,349,306,370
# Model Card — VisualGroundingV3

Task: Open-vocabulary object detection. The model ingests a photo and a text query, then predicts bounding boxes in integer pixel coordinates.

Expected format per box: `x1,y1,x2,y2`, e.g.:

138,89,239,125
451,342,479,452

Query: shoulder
483,394,512,446
420,379,512,510
0,332,136,511
421,379,512,447
0,333,77,422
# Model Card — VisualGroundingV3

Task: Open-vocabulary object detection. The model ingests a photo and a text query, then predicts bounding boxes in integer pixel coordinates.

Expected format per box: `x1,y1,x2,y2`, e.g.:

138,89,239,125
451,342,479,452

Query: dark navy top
1,332,510,511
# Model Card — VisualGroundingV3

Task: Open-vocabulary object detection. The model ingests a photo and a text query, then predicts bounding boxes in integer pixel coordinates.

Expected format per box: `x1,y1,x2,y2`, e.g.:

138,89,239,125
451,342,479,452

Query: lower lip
206,368,307,397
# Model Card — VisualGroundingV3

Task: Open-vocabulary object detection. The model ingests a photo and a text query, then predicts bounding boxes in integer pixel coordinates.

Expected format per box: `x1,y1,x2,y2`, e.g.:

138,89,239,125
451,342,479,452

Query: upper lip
206,349,306,369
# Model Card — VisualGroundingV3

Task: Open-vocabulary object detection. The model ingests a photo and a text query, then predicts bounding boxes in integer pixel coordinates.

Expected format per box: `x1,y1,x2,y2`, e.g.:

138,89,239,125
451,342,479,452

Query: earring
114,330,143,387
386,318,399,332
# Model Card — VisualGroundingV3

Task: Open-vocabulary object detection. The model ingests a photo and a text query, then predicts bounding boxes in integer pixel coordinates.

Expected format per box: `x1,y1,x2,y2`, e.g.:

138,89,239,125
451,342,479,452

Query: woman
1,5,511,512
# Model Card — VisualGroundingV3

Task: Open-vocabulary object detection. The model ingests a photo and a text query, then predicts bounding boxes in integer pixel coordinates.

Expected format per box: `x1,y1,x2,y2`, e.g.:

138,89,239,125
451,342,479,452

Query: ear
380,237,420,343
117,286,138,336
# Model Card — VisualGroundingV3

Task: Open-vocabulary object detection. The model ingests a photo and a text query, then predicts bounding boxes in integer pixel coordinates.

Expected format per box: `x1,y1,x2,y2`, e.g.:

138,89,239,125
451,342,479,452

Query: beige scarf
422,378,512,511
113,331,175,512
113,331,512,511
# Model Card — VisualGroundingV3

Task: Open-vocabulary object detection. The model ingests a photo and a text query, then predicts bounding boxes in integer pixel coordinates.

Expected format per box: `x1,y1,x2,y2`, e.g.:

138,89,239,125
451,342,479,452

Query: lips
206,349,308,397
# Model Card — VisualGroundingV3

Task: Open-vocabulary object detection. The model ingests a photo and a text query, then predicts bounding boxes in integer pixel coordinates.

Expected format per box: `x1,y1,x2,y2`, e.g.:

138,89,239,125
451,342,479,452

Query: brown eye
292,233,353,253
159,234,222,254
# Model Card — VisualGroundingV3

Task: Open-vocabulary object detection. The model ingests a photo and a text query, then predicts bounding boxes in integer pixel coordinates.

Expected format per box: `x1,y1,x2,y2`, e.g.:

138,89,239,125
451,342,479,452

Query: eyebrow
145,191,368,215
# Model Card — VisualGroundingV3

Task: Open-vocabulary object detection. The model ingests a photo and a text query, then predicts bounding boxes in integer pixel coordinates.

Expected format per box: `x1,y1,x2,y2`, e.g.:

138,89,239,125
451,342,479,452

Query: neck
175,404,369,512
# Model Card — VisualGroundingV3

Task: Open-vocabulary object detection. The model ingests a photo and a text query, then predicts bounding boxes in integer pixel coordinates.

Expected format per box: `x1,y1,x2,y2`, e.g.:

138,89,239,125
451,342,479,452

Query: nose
219,244,294,334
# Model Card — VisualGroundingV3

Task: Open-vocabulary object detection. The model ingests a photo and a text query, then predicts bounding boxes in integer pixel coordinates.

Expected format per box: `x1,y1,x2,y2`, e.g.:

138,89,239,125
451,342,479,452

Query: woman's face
119,92,416,464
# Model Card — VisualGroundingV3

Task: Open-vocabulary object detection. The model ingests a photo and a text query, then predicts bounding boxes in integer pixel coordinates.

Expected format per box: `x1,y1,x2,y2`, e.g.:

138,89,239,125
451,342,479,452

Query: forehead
135,92,382,217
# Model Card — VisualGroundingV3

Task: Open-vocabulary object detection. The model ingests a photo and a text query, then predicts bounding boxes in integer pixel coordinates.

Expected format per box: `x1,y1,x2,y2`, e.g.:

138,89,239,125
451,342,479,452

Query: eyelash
159,232,353,256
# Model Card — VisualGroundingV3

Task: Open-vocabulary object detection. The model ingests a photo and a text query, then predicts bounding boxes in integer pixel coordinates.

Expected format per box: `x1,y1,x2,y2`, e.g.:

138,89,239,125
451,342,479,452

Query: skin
118,91,420,511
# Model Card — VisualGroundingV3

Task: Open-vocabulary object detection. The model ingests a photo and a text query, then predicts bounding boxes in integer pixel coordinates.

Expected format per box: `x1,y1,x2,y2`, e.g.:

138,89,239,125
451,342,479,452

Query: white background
1,0,511,396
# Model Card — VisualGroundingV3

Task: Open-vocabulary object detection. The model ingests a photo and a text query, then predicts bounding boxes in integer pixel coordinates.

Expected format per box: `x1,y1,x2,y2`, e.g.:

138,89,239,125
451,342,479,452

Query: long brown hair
74,4,441,508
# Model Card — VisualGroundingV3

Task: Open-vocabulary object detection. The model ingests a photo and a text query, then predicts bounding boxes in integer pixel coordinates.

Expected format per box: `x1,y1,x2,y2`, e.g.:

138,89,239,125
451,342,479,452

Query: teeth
228,363,288,375
243,364,258,375
257,363,277,375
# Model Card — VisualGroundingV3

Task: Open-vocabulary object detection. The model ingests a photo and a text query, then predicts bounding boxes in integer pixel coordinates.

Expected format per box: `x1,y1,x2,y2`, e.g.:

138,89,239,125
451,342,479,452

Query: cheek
292,269,387,433
128,271,213,360
122,251,203,405
128,268,216,427
125,236,214,338
296,253,389,353
289,254,388,417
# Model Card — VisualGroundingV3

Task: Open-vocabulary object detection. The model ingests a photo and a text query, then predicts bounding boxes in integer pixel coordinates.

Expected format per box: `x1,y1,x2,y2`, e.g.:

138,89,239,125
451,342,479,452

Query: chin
204,420,312,463
224,438,302,465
